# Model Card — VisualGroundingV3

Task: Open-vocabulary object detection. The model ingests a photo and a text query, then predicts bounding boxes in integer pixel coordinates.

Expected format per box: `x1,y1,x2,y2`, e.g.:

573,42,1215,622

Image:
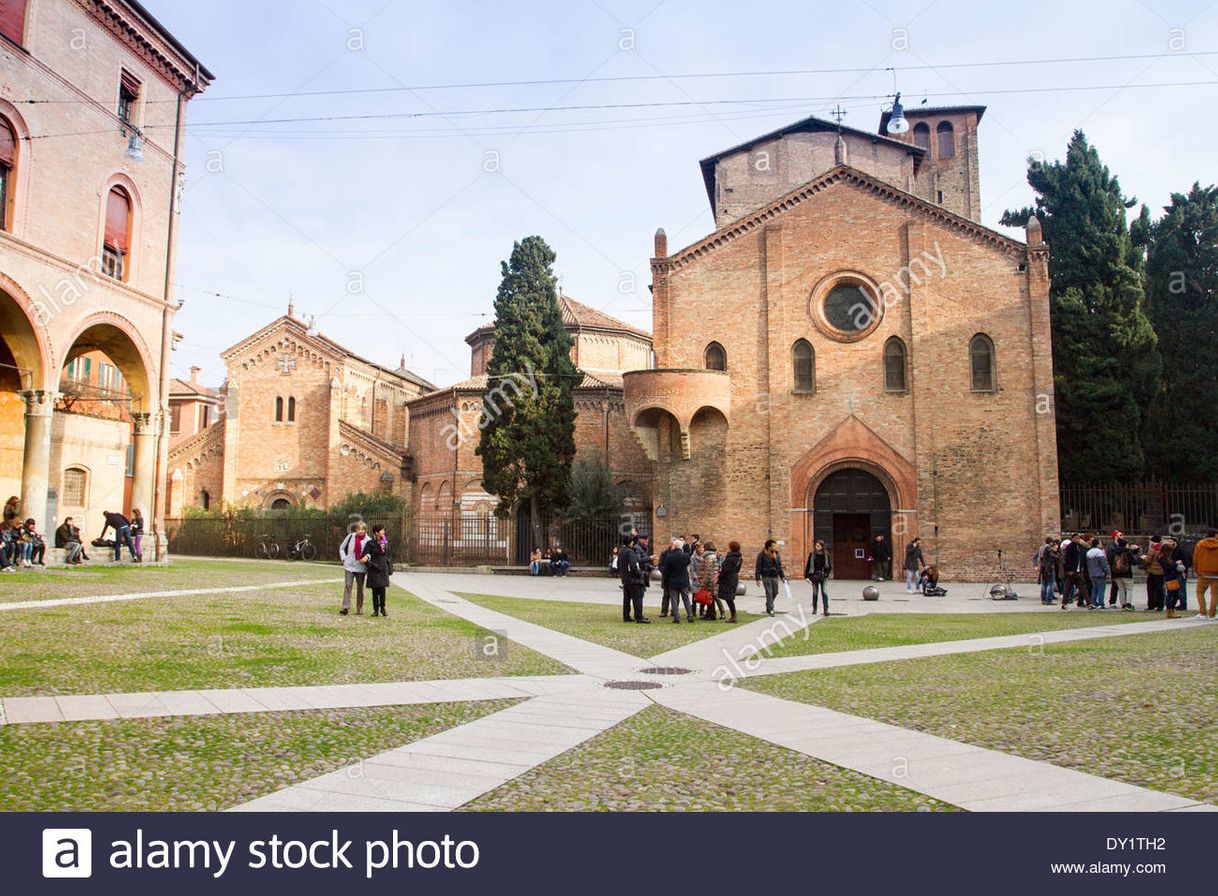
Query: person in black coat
804,539,832,616
902,538,925,593
869,534,891,581
364,524,393,617
659,540,695,623
619,536,652,623
717,542,743,623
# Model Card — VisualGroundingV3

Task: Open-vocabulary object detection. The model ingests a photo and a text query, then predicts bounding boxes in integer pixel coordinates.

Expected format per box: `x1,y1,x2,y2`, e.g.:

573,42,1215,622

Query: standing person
1192,528,1218,621
657,538,678,618
804,539,832,616
99,510,137,562
608,546,620,578
338,522,368,616
1061,533,1088,609
128,508,145,563
718,541,743,623
55,517,85,565
1164,538,1191,613
1037,537,1060,605
1085,538,1110,610
754,539,786,617
364,523,392,617
660,538,695,623
869,534,891,582
1142,539,1167,612
1106,534,1139,611
684,534,701,556
620,536,651,624
903,537,925,593
690,541,710,618
20,519,45,567
1160,537,1187,619
696,542,724,620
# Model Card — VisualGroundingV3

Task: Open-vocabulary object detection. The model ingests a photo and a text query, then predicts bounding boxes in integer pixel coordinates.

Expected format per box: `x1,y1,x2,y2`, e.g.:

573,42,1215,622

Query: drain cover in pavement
604,680,664,691
638,666,692,676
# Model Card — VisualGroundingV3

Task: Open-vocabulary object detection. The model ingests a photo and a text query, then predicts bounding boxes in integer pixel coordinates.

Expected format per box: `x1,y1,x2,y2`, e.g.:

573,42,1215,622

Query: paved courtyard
1,561,1214,812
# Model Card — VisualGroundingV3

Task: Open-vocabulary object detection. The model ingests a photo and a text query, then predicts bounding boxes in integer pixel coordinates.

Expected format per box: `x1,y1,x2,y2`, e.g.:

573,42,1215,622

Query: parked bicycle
287,534,318,561
254,535,281,560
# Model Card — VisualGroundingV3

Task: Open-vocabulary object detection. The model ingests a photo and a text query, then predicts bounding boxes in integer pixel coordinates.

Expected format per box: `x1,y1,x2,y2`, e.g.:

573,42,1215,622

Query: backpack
1113,549,1130,576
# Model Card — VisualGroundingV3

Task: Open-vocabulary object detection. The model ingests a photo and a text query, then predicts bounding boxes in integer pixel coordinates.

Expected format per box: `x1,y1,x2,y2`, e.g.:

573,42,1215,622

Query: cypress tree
1002,131,1161,481
476,236,578,545
1141,183,1218,479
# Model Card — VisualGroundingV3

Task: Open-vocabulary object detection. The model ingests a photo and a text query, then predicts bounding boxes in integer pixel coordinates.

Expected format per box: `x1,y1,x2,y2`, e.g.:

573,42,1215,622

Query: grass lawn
0,699,518,811
759,610,1159,659
458,593,764,657
462,705,959,811
0,583,570,697
744,627,1218,805
0,558,341,603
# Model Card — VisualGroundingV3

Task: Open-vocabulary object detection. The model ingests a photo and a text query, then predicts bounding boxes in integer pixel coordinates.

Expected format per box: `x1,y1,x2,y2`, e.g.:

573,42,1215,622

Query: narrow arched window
274,396,284,421
704,341,726,371
884,337,908,393
937,121,955,159
792,339,815,393
970,334,996,392
102,185,132,280
913,122,930,151
287,396,296,422
0,116,16,232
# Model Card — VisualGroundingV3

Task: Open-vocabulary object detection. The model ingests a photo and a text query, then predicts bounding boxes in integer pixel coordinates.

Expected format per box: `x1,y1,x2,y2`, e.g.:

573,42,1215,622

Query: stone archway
811,467,894,580
56,313,159,532
0,278,52,526
789,416,918,567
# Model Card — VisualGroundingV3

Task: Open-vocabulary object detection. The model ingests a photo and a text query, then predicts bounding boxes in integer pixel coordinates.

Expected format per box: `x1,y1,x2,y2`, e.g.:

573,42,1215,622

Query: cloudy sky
150,0,1218,389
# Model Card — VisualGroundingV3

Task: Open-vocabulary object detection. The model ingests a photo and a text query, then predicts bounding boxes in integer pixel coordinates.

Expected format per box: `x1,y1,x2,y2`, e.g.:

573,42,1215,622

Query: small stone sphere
862,585,880,601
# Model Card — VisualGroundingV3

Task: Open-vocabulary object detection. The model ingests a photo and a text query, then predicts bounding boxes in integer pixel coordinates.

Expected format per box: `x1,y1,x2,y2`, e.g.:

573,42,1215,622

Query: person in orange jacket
1192,528,1218,620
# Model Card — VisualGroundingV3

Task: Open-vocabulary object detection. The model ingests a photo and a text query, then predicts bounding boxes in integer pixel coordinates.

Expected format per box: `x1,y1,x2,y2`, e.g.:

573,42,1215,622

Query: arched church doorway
812,468,892,579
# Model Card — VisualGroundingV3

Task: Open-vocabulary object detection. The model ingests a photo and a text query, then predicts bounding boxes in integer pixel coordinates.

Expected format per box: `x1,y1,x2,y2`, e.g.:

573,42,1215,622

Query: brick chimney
189,366,201,385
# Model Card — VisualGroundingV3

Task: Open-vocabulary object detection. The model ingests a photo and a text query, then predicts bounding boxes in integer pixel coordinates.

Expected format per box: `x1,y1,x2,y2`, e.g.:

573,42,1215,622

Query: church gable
662,165,1025,275
221,318,340,377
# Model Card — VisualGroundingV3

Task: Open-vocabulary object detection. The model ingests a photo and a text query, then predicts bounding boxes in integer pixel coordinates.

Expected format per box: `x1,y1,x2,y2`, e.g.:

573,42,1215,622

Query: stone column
129,412,157,521
19,390,56,528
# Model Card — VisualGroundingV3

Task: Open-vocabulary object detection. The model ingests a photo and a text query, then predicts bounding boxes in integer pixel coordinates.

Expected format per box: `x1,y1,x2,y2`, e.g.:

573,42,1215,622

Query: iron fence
166,508,650,569
1059,479,1218,536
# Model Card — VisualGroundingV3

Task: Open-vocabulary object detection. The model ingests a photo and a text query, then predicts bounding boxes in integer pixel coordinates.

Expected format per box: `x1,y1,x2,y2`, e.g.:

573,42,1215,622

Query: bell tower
880,105,984,221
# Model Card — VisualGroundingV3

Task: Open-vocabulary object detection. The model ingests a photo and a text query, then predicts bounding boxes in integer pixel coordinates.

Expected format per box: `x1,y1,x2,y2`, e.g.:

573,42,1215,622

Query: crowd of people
0,496,147,572
1036,528,1218,619
612,531,905,623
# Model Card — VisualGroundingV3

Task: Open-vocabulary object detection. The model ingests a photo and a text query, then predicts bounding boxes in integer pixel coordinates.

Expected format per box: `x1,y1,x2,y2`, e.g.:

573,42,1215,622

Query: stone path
5,569,1213,813
0,675,588,725
0,577,343,612
232,688,650,812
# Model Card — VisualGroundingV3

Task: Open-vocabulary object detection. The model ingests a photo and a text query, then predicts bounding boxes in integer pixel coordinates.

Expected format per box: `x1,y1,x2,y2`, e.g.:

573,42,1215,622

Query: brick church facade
167,308,433,514
624,107,1059,578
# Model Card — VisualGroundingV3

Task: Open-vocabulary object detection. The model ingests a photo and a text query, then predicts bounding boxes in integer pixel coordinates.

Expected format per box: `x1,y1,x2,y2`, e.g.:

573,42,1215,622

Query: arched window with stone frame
792,339,815,394
969,333,997,393
704,341,727,371
883,337,908,393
